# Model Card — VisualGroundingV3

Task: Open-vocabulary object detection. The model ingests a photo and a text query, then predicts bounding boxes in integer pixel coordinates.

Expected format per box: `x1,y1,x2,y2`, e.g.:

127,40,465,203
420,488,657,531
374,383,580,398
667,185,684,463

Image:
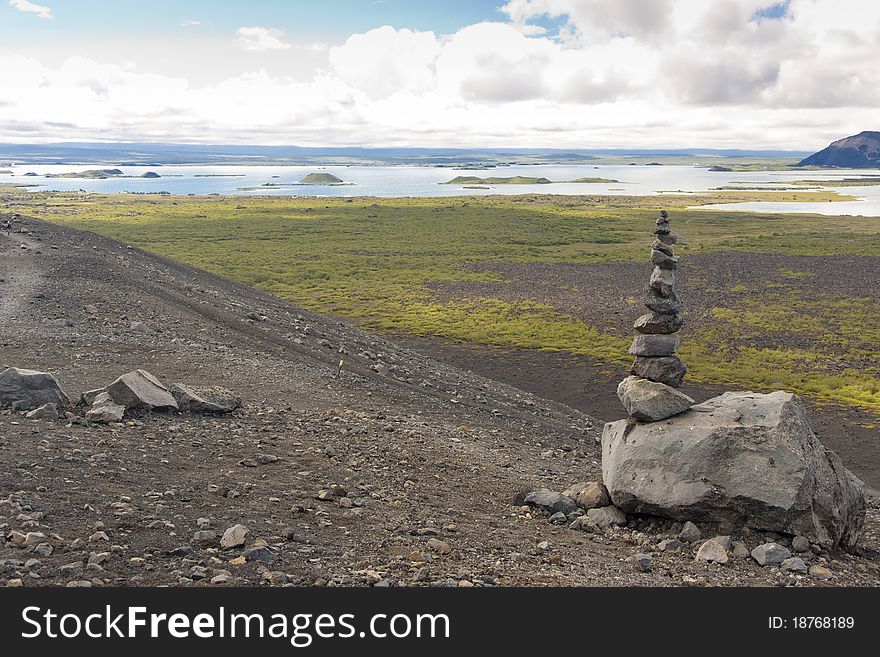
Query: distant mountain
797,131,880,168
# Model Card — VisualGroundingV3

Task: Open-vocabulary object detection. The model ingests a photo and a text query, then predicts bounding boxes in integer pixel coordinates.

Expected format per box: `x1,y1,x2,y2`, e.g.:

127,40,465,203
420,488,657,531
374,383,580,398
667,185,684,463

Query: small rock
791,536,811,553
585,505,627,528
658,538,684,551
679,521,702,543
23,532,48,546
633,553,653,572
781,557,808,573
731,542,751,559
25,403,59,420
192,530,217,546
242,546,275,563
808,564,833,580
220,524,249,549
524,489,579,515
751,542,792,566
695,536,731,564
426,538,450,554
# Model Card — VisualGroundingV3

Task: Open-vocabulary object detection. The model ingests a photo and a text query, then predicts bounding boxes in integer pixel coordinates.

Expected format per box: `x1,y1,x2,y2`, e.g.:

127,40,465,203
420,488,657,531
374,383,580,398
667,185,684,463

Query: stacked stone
616,210,695,422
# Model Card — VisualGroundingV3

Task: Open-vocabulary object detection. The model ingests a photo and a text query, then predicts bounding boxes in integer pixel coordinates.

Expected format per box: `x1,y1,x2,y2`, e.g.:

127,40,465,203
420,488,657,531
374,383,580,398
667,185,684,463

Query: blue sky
1,0,508,41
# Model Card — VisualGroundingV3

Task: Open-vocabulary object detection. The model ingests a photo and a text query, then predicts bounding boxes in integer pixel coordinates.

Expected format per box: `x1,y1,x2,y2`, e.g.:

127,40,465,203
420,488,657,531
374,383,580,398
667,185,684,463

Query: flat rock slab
171,383,241,414
617,375,694,421
629,334,679,357
631,355,687,388
0,367,69,409
633,312,683,335
601,391,866,548
105,370,178,411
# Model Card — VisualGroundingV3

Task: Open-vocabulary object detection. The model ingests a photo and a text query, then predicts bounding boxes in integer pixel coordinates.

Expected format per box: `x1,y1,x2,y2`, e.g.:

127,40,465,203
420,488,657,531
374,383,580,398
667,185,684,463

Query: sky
0,0,878,149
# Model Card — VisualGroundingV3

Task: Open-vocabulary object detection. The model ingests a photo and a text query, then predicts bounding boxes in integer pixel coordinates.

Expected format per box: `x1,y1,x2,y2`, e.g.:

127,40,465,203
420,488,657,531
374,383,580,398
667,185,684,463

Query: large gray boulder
617,375,694,421
104,370,178,411
170,383,241,414
601,391,866,548
0,367,69,409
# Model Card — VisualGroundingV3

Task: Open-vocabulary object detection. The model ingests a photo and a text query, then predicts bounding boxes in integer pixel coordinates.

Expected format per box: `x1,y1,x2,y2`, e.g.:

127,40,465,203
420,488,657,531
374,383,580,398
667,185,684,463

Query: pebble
781,557,808,573
809,565,833,580
658,538,684,551
751,542,791,566
633,553,653,572
695,536,730,564
220,524,249,549
678,521,701,543
731,542,750,559
426,538,450,554
791,536,810,553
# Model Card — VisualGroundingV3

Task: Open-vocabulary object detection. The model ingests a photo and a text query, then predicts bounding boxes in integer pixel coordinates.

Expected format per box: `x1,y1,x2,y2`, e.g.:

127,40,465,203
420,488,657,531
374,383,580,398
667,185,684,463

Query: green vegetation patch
9,189,880,412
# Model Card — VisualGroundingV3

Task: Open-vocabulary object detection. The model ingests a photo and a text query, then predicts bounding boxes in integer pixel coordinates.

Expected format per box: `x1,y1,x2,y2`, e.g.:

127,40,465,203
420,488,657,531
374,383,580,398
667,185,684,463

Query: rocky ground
1,214,879,587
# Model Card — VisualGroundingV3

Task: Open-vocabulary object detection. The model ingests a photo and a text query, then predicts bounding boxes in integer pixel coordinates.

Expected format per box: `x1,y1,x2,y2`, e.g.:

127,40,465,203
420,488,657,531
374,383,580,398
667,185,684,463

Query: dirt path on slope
0,230,43,328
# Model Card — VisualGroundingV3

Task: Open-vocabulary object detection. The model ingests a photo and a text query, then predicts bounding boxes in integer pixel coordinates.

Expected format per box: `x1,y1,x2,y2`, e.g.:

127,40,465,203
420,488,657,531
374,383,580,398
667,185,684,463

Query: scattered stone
781,557,808,573
130,321,148,333
23,532,48,546
192,530,217,546
731,542,750,559
808,565,833,580
426,538,450,554
585,505,627,528
524,489,579,515
549,511,568,524
170,383,241,414
242,546,275,563
695,536,731,564
658,538,684,551
25,403,58,420
565,481,610,510
0,367,69,409
616,376,694,422
220,524,249,549
679,521,702,543
751,542,792,566
791,536,810,553
85,392,126,424
104,370,178,411
602,391,866,548
633,553,653,572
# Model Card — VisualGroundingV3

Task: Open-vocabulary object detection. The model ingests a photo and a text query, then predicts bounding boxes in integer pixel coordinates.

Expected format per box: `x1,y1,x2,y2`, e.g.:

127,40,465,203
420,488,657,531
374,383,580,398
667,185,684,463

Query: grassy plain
7,188,880,414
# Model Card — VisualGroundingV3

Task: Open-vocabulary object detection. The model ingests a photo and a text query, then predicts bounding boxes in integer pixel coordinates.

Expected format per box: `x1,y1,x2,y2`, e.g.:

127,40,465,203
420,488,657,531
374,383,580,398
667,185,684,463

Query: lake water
4,163,880,216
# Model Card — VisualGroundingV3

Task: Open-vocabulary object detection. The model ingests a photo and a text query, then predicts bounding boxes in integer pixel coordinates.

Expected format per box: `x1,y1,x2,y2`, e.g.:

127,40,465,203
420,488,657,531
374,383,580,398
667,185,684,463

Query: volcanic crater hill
797,131,880,168
1,213,879,587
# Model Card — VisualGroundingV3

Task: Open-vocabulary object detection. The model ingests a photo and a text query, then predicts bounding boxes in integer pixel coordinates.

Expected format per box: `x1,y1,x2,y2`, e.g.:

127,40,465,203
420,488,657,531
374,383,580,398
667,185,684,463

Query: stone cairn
616,210,695,422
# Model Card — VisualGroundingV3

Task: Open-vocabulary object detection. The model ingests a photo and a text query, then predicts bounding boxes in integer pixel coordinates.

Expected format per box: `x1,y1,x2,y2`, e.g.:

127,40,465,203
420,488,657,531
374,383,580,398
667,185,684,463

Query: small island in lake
44,169,162,179
442,175,620,185
300,172,345,184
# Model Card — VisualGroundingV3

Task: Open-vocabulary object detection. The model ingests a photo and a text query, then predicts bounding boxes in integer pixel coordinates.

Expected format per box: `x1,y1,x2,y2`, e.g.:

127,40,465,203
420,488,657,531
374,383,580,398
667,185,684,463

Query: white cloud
181,19,201,28
234,26,291,51
9,0,52,20
1,0,879,148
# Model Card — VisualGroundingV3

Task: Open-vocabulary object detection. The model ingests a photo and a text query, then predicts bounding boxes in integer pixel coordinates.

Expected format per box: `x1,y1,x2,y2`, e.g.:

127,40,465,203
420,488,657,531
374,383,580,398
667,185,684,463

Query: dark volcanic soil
1,214,879,588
